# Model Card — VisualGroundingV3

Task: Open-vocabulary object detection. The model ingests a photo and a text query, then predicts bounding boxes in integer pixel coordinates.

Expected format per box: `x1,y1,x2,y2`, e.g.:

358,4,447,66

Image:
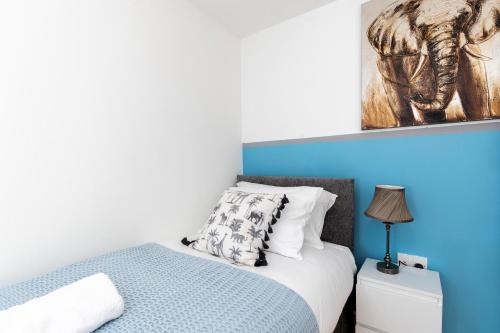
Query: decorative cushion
182,189,287,267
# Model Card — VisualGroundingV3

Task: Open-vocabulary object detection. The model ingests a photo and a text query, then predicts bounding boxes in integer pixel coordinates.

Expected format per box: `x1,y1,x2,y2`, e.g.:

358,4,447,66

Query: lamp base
377,261,399,274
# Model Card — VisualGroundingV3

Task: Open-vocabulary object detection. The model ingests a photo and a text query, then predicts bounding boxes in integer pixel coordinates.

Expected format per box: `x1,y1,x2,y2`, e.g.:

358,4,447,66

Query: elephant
367,0,499,125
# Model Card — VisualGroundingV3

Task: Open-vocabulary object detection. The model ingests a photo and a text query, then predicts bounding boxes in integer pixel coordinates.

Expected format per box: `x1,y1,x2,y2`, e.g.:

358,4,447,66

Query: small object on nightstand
364,185,413,274
356,258,443,333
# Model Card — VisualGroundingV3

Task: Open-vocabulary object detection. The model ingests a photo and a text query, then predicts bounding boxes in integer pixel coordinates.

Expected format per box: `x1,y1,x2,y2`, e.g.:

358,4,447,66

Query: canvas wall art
361,0,500,130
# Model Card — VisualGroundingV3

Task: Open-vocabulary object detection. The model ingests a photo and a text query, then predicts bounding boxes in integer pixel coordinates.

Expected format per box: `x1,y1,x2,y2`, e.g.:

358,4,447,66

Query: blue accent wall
243,129,500,333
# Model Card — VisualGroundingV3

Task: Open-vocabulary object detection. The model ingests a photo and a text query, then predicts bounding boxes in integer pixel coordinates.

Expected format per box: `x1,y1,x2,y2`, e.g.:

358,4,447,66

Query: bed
0,175,355,333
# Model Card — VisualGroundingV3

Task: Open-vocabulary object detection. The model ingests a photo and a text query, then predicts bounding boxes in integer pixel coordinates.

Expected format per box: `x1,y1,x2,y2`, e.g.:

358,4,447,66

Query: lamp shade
364,185,413,223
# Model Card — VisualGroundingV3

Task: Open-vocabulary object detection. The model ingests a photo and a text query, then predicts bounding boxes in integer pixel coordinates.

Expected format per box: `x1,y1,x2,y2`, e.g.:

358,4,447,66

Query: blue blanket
0,243,318,333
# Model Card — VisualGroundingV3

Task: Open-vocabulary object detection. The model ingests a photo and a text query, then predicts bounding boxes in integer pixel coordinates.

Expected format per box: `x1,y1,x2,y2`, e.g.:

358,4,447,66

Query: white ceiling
188,0,336,37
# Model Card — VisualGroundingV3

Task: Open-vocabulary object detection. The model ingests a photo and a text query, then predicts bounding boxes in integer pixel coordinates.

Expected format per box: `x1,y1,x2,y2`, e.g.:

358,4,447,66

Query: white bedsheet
160,237,356,333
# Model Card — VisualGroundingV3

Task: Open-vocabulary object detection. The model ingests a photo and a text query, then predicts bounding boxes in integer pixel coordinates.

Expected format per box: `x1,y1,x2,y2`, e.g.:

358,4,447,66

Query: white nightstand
356,258,443,333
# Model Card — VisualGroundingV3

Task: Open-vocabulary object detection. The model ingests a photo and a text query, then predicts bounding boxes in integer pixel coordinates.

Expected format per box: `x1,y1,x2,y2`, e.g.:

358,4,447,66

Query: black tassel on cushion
264,231,270,241
181,237,195,246
254,258,268,267
276,210,281,218
271,215,277,225
254,248,268,267
259,248,266,260
277,195,288,214
282,194,289,204
268,225,273,233
262,240,269,250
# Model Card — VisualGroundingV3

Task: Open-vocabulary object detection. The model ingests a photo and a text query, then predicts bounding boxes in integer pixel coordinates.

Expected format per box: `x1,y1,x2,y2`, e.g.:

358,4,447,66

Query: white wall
242,0,364,143
0,0,241,286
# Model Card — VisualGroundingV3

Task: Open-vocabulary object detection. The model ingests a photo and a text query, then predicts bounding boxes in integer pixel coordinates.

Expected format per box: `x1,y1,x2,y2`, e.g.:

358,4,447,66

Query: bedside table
356,258,443,333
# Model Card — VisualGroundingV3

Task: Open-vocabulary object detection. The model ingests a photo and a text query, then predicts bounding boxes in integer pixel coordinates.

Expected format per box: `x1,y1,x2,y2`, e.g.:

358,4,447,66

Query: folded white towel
0,273,124,333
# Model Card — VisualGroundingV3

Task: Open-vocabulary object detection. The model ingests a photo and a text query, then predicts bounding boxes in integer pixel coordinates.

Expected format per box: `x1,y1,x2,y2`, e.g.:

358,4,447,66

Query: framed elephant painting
361,0,500,130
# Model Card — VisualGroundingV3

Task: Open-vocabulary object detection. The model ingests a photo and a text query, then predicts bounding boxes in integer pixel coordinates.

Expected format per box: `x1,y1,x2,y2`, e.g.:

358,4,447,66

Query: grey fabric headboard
236,175,355,252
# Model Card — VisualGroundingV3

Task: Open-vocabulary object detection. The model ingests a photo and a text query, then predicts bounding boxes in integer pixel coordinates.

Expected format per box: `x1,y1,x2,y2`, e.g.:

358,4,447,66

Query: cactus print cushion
183,189,288,267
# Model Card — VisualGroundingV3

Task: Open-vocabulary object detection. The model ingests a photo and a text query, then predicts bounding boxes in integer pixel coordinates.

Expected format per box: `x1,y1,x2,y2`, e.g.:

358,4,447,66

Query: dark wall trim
243,120,500,147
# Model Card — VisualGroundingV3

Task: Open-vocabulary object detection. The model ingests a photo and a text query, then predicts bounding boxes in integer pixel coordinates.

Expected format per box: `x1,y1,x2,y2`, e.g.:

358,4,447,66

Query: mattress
161,237,356,333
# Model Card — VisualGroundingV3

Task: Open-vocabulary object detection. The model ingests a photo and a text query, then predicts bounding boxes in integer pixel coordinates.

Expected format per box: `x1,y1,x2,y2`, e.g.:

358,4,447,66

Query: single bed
0,175,355,333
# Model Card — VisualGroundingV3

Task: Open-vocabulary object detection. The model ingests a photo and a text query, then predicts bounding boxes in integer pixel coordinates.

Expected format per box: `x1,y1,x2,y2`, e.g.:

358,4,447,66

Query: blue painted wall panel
243,130,500,333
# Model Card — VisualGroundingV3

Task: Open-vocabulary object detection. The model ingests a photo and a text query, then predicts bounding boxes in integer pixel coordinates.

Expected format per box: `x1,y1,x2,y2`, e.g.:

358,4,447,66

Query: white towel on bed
0,273,124,333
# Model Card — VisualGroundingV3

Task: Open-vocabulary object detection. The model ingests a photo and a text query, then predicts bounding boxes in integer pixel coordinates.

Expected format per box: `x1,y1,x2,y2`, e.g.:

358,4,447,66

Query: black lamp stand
377,222,399,274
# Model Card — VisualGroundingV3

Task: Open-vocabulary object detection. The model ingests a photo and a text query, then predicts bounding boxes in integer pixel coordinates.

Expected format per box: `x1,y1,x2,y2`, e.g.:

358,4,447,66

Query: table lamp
364,185,413,274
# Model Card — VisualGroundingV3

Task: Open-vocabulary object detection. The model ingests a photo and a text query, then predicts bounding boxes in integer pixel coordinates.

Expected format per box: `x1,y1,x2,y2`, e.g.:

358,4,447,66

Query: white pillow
234,182,323,259
306,190,338,249
236,181,337,250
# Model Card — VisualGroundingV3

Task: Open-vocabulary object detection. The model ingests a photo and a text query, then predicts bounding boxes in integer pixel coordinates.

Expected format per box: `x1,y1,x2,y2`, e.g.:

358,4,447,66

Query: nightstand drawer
356,282,442,333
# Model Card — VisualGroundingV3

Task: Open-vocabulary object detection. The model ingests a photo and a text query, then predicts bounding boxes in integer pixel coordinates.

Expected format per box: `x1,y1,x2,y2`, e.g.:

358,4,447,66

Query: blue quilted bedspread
0,243,318,333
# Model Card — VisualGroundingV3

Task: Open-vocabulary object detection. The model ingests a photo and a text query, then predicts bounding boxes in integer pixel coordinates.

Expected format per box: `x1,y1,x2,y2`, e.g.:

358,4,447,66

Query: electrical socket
397,253,428,269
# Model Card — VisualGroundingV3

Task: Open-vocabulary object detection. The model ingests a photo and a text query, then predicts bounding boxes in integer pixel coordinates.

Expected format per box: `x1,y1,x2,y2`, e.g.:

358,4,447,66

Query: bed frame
236,175,355,333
